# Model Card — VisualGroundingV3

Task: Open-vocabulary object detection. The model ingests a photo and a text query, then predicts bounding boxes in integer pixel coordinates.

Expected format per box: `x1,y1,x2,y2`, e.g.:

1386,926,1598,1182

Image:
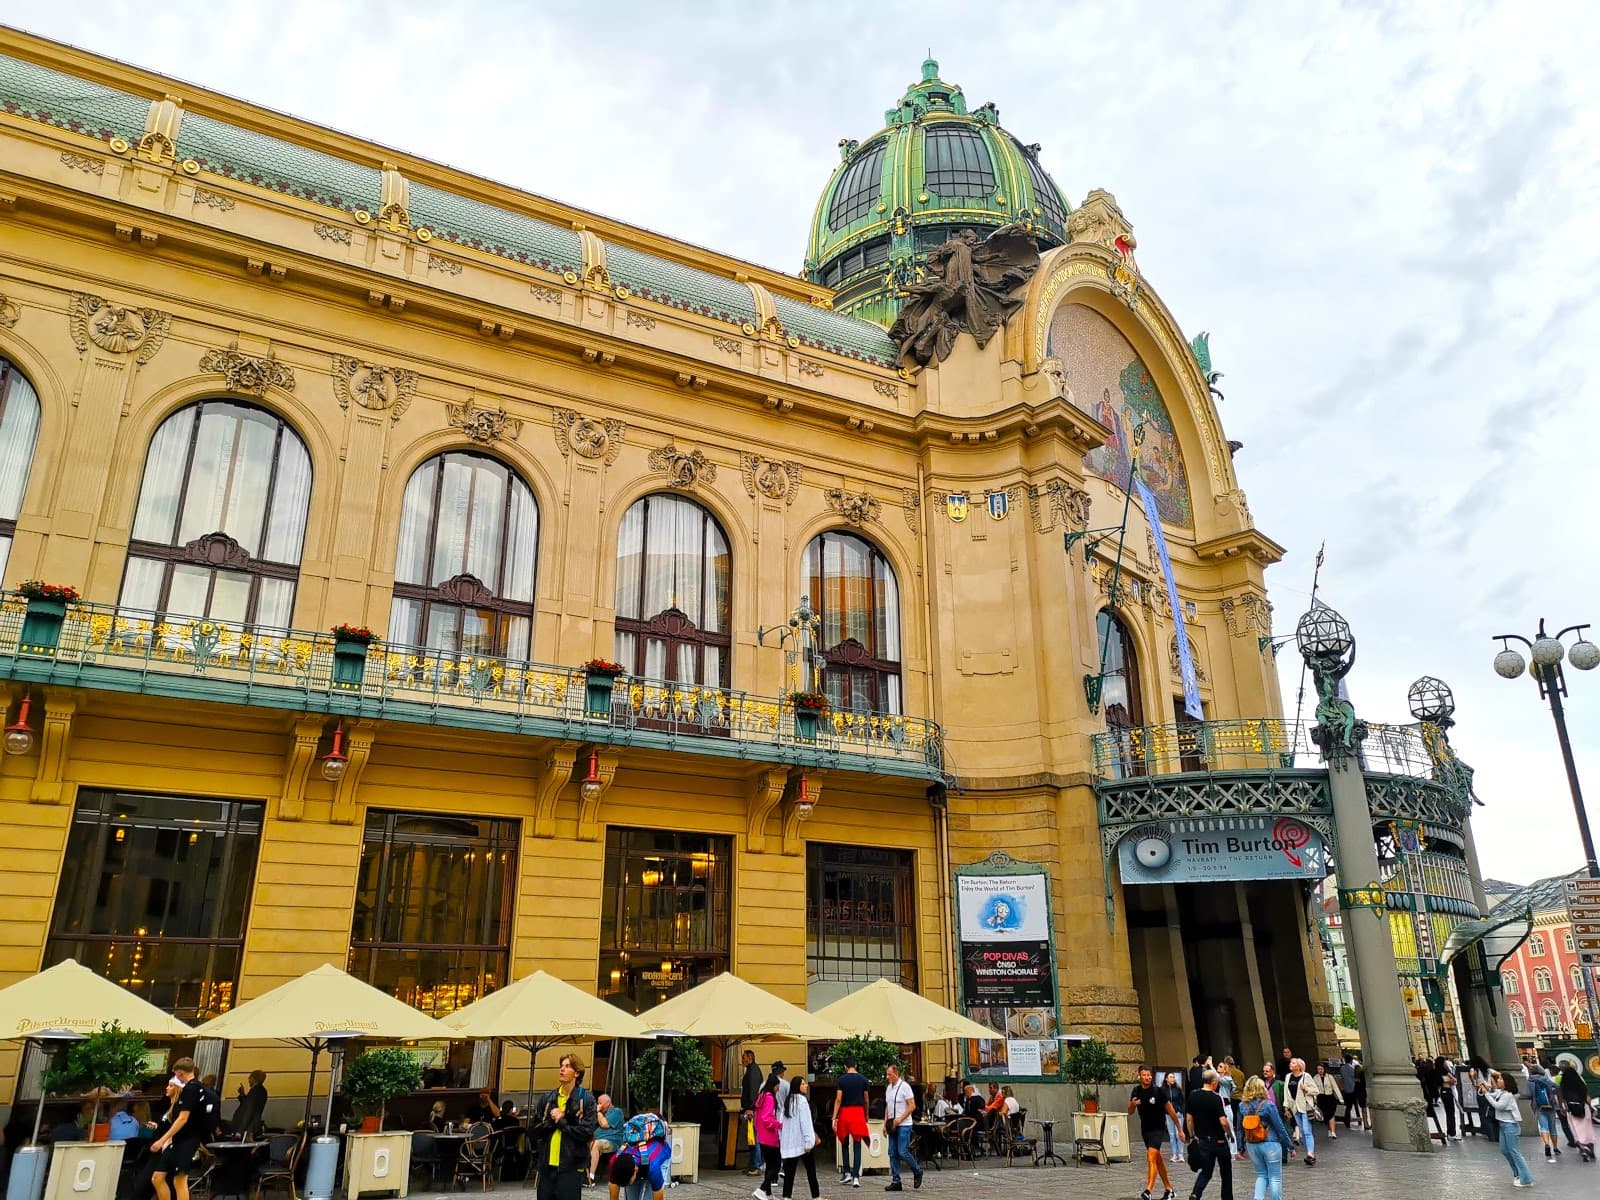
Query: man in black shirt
151,1058,216,1200
1184,1070,1233,1200
740,1050,765,1176
1128,1065,1182,1200
832,1058,871,1187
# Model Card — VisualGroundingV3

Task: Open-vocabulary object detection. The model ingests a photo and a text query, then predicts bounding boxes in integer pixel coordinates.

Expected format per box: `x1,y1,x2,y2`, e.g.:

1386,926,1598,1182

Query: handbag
1185,1139,1207,1172
1568,1099,1588,1119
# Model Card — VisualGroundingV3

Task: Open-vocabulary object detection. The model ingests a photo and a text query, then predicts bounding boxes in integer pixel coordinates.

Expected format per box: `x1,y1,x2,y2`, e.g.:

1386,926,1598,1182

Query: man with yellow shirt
532,1053,599,1200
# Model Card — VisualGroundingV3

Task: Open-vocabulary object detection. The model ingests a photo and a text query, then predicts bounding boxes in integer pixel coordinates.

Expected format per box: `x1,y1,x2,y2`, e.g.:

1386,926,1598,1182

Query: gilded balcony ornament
332,355,417,420
69,293,172,363
199,347,295,395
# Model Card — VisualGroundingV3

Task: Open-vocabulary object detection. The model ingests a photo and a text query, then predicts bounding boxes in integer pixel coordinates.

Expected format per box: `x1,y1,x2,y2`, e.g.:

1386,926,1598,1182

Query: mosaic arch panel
1046,303,1193,528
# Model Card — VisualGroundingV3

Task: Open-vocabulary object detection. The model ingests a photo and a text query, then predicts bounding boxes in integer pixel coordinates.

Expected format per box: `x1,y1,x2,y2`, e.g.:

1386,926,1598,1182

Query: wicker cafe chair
1004,1110,1036,1167
942,1117,978,1162
452,1125,497,1191
254,1133,305,1200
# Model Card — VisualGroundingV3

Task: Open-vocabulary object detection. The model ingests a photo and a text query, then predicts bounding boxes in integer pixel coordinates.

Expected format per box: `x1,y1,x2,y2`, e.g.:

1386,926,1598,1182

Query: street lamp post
1490,620,1600,878
1296,606,1433,1152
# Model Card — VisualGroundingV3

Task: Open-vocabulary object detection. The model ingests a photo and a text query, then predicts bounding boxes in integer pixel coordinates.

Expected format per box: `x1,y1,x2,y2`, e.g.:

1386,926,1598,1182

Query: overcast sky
8,1,1599,886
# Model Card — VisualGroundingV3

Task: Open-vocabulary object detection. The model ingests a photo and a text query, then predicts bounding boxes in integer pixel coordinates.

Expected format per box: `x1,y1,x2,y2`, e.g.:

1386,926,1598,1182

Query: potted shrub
582,658,624,718
1063,1036,1120,1114
821,1034,904,1084
17,581,80,656
330,623,377,690
788,691,828,741
626,1036,712,1120
39,1022,148,1198
341,1047,422,1132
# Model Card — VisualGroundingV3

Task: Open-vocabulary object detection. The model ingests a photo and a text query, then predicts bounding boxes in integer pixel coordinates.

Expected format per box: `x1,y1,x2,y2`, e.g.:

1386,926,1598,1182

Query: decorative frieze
873,381,899,398
426,254,463,276
198,347,296,395
1220,593,1274,638
194,188,235,211
624,312,656,331
553,409,624,464
530,284,562,305
69,293,171,364
1026,478,1092,534
796,359,824,378
313,222,352,245
332,355,417,420
712,336,742,355
648,441,716,489
446,397,523,444
739,454,801,505
902,489,921,534
59,152,103,175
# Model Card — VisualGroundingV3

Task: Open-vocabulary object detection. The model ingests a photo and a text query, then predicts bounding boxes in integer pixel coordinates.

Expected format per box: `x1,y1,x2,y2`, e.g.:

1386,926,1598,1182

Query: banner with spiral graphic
1117,815,1330,884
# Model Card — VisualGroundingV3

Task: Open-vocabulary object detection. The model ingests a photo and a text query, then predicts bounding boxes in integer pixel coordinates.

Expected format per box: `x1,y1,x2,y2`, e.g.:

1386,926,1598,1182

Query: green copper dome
804,59,1071,328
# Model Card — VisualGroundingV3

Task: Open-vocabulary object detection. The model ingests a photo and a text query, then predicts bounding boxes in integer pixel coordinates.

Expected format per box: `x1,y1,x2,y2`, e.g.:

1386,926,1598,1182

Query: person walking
149,1059,215,1200
1216,1064,1238,1158
742,1051,766,1178
1337,1056,1358,1131
1284,1060,1320,1166
1237,1077,1292,1200
1128,1066,1183,1200
832,1055,869,1188
1349,1056,1369,1131
1313,1063,1341,1141
1434,1058,1459,1141
881,1064,921,1193
1162,1072,1188,1164
753,1066,786,1200
532,1052,598,1200
780,1074,821,1200
1555,1053,1595,1162
1479,1069,1535,1187
1185,1069,1234,1200
1528,1063,1562,1160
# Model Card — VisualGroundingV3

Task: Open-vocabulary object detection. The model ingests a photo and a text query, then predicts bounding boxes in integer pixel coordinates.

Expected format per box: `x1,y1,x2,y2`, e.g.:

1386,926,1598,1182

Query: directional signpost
1568,878,1600,966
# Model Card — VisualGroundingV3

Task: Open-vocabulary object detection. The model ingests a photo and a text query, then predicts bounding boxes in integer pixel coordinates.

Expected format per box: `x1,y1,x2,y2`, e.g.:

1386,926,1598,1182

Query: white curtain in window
615,503,645,618
504,478,538,603
262,433,311,564
394,458,438,586
0,366,41,521
176,408,239,545
217,410,276,555
131,406,198,543
463,463,506,589
430,456,474,585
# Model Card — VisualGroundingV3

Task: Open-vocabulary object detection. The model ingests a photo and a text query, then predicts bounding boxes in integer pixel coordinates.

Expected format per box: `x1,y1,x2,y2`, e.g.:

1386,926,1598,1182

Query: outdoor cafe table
429,1130,469,1180
205,1141,267,1199
909,1122,946,1169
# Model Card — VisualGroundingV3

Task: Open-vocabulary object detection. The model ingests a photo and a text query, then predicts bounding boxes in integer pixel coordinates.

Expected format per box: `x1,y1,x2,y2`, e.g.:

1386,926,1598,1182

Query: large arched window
121,401,311,626
1509,1002,1525,1033
614,494,730,687
389,451,538,659
1541,1002,1562,1032
1096,610,1144,778
1529,933,1546,956
0,358,42,583
1535,967,1553,992
803,530,901,713
1572,964,1585,995
1502,970,1519,996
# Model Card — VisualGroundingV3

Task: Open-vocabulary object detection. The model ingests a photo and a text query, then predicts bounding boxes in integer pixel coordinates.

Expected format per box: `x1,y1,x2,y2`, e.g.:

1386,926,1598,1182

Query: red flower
583,658,625,675
17,580,81,603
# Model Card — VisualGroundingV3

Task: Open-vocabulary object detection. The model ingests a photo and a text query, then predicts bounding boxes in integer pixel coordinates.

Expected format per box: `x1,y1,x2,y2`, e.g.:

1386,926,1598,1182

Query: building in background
1493,872,1595,1045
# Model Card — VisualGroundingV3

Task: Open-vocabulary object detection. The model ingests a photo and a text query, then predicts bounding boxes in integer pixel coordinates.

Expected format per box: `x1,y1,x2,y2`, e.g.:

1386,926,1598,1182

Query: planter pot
344,1130,411,1199
20,597,68,656
794,708,821,741
585,671,618,718
359,1115,381,1133
332,635,372,690
1080,1098,1099,1114
43,1141,123,1200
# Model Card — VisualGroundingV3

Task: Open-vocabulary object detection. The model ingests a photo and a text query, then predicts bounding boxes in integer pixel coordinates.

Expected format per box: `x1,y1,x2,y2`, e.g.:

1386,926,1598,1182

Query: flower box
788,692,828,742
20,597,69,656
331,630,373,690
585,669,619,718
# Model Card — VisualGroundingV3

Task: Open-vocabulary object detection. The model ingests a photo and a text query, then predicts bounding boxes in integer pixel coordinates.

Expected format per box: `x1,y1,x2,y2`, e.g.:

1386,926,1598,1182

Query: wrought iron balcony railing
0,594,948,781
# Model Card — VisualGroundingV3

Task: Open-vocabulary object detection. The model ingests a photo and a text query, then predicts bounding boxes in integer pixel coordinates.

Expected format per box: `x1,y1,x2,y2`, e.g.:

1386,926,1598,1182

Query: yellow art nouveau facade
0,31,1326,1124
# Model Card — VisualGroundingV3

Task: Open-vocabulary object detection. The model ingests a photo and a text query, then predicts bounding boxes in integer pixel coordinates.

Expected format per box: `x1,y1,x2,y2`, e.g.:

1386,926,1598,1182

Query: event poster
956,868,1062,1079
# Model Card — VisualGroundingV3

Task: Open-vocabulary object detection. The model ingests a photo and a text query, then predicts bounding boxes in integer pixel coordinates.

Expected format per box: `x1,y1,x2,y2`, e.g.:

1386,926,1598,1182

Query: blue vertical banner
1135,474,1203,720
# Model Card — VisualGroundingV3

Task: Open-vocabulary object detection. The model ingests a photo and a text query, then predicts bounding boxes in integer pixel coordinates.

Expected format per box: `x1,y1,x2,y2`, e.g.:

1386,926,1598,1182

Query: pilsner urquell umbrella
442,969,648,1104
192,963,453,1127
811,978,1002,1042
0,958,196,1145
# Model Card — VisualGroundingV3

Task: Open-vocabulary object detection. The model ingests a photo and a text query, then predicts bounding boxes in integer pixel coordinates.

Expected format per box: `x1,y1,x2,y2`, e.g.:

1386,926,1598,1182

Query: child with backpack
1528,1064,1562,1161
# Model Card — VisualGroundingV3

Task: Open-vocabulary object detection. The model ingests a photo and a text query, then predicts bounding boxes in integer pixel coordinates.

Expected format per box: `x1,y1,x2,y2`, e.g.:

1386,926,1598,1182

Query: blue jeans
1294,1111,1316,1156
1246,1140,1283,1200
1166,1115,1183,1153
839,1135,861,1179
1498,1120,1534,1184
888,1124,920,1183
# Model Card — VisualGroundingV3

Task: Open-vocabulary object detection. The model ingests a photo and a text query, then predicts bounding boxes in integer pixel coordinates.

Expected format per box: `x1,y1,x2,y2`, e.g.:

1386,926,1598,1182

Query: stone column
1458,819,1522,1074
1297,607,1432,1153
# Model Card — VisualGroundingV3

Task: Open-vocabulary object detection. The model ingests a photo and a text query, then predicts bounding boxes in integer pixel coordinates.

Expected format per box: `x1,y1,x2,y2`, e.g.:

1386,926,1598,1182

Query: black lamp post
1491,620,1600,878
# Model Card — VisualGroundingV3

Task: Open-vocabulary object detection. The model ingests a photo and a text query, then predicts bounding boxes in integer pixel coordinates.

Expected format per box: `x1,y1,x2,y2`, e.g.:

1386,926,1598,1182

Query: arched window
1502,970,1519,996
828,140,887,230
0,358,43,583
1534,967,1552,992
804,530,901,714
389,451,538,659
121,401,311,626
1564,930,1575,954
614,494,730,688
923,127,995,197
1541,1002,1562,1032
1529,933,1545,956
1097,610,1144,778
1509,1003,1525,1033
1572,964,1585,994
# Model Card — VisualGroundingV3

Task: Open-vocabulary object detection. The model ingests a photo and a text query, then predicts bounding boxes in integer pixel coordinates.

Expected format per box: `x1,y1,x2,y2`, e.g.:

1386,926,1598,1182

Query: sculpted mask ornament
332,355,417,420
199,347,296,395
69,293,172,364
553,409,624,464
887,224,1040,370
648,442,716,489
824,489,880,527
447,398,523,445
739,453,801,505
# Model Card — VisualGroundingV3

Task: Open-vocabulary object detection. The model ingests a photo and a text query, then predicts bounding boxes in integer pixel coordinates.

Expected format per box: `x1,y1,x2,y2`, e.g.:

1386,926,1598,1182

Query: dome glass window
828,141,887,231
924,127,995,198
1021,146,1068,227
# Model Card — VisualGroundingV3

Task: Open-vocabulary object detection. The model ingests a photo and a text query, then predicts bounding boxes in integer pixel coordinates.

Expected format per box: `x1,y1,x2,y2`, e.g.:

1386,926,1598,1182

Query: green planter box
794,708,821,741
332,635,372,689
20,597,68,656
585,671,618,718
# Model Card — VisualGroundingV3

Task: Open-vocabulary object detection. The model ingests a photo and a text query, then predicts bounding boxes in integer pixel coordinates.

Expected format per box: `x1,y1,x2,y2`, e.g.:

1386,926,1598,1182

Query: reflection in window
388,452,538,658
120,402,311,627
827,141,887,230
614,495,731,687
806,844,916,1010
46,790,262,1021
349,810,517,1019
1097,610,1144,778
0,359,42,583
598,828,730,1015
804,531,901,714
923,127,995,198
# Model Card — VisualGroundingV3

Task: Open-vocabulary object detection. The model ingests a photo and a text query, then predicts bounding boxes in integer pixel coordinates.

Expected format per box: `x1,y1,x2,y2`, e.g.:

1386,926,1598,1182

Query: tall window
599,829,731,1015
804,531,902,714
614,495,731,687
1529,933,1546,956
923,127,995,198
1097,610,1144,777
46,790,262,1021
1509,1003,1525,1033
1572,964,1585,994
828,141,887,230
1502,970,1519,996
349,810,517,1017
0,358,42,583
121,401,311,627
389,452,539,658
1535,967,1553,992
1564,930,1576,954
1542,1002,1562,1032
806,844,917,1010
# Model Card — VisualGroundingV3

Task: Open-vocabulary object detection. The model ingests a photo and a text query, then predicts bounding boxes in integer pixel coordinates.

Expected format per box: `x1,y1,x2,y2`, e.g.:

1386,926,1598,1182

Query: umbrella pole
528,1043,538,1111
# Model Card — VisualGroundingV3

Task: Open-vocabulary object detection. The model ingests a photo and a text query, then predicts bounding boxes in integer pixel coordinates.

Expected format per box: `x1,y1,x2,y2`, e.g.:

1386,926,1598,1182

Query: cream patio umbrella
442,969,648,1104
811,977,1002,1043
192,963,453,1127
0,958,197,1145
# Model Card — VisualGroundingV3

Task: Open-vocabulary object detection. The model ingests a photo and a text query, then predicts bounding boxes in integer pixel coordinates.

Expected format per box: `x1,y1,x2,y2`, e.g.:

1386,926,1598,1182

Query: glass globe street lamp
1491,619,1598,878
1407,676,1456,725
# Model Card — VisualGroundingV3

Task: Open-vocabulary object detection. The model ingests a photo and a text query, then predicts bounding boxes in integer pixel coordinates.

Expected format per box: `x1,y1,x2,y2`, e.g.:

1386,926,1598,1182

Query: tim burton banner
955,870,1062,1079
1117,816,1330,885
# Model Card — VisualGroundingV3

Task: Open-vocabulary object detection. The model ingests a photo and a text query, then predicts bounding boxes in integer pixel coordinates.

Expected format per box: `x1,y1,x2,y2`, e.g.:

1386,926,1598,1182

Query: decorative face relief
1047,303,1192,528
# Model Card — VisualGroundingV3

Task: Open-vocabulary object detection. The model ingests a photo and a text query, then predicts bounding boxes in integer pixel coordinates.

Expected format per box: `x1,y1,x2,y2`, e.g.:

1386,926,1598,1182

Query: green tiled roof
409,180,582,276
603,241,756,327
177,113,379,213
0,51,149,142
773,294,897,366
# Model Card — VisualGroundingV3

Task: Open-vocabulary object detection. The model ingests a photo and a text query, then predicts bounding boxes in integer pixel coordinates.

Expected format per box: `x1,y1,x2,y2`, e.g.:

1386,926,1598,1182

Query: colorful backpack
1241,1101,1268,1145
